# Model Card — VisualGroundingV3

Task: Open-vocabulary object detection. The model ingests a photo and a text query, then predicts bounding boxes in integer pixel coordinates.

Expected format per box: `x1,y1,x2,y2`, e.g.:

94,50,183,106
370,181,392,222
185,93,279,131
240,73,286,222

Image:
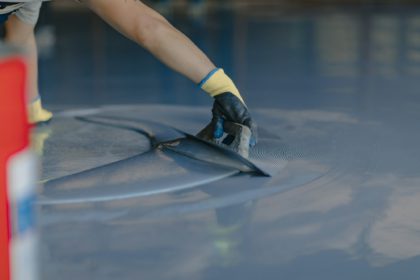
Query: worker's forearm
86,0,215,83
5,15,39,101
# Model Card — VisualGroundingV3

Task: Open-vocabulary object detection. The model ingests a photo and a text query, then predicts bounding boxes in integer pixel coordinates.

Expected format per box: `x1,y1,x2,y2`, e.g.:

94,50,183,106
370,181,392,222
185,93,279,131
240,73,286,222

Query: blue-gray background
19,1,420,279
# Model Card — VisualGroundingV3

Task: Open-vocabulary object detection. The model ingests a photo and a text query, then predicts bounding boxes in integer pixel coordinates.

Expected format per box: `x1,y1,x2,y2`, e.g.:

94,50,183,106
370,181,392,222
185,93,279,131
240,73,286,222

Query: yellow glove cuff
199,68,245,104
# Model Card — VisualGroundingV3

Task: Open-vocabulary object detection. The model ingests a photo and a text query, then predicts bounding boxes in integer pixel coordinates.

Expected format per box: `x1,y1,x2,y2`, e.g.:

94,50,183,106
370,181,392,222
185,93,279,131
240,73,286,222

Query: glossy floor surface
35,3,420,280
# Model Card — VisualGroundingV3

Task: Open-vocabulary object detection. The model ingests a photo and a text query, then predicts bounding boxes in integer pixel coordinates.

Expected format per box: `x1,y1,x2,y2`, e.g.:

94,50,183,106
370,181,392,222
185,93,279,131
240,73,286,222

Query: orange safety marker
0,53,38,280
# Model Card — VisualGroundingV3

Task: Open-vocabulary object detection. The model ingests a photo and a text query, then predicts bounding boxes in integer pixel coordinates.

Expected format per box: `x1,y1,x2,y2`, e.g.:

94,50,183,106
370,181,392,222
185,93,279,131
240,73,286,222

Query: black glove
210,92,258,147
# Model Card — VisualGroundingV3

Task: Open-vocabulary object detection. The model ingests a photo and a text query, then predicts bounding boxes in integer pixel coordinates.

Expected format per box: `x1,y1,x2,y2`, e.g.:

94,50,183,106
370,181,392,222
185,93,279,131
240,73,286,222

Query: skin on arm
5,15,39,102
85,0,258,145
85,0,215,83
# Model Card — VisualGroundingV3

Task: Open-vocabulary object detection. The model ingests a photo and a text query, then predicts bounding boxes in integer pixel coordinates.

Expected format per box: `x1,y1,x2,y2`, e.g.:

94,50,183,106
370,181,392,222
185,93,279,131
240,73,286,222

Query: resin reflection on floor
37,3,420,280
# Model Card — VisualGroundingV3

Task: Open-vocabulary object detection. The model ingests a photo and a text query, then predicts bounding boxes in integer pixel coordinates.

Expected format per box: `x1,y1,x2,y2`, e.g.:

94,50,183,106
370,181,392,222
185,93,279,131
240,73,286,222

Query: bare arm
85,0,215,83
5,15,39,102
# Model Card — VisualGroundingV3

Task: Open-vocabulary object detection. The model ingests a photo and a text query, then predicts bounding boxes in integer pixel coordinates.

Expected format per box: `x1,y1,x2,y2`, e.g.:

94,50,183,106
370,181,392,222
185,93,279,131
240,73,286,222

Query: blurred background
3,3,420,279
30,0,420,113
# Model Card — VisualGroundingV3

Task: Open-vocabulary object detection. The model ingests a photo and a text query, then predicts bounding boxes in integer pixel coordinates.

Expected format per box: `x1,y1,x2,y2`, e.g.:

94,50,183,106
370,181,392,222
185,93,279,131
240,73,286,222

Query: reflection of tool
0,47,38,280
197,121,251,158
210,201,256,267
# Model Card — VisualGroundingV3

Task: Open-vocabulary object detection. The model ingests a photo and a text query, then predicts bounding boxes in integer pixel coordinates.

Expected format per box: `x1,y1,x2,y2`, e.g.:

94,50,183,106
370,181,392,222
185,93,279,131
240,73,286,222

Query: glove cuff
199,68,245,104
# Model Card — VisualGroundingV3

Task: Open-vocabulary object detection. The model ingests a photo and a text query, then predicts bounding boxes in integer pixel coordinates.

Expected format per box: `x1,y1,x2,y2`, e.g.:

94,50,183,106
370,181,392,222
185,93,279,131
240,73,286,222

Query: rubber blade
163,130,270,177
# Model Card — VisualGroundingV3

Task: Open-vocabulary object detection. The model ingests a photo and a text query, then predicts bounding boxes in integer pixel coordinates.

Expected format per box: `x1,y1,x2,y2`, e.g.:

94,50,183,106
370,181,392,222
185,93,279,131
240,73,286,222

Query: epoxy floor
37,4,420,280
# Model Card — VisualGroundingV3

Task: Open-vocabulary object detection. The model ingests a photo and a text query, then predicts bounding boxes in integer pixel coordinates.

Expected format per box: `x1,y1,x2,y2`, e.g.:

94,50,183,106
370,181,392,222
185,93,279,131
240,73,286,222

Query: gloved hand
210,92,258,147
197,68,258,147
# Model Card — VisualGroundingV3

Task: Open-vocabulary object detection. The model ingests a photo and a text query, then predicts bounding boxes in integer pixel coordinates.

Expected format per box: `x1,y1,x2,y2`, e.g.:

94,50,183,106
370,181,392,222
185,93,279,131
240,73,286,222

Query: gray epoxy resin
38,104,420,280
39,105,318,205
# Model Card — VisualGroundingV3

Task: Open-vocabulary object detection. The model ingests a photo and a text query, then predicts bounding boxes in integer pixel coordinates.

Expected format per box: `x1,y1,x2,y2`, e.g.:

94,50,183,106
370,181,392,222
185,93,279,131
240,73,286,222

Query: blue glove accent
249,137,257,148
214,117,224,139
198,68,221,88
0,13,11,25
